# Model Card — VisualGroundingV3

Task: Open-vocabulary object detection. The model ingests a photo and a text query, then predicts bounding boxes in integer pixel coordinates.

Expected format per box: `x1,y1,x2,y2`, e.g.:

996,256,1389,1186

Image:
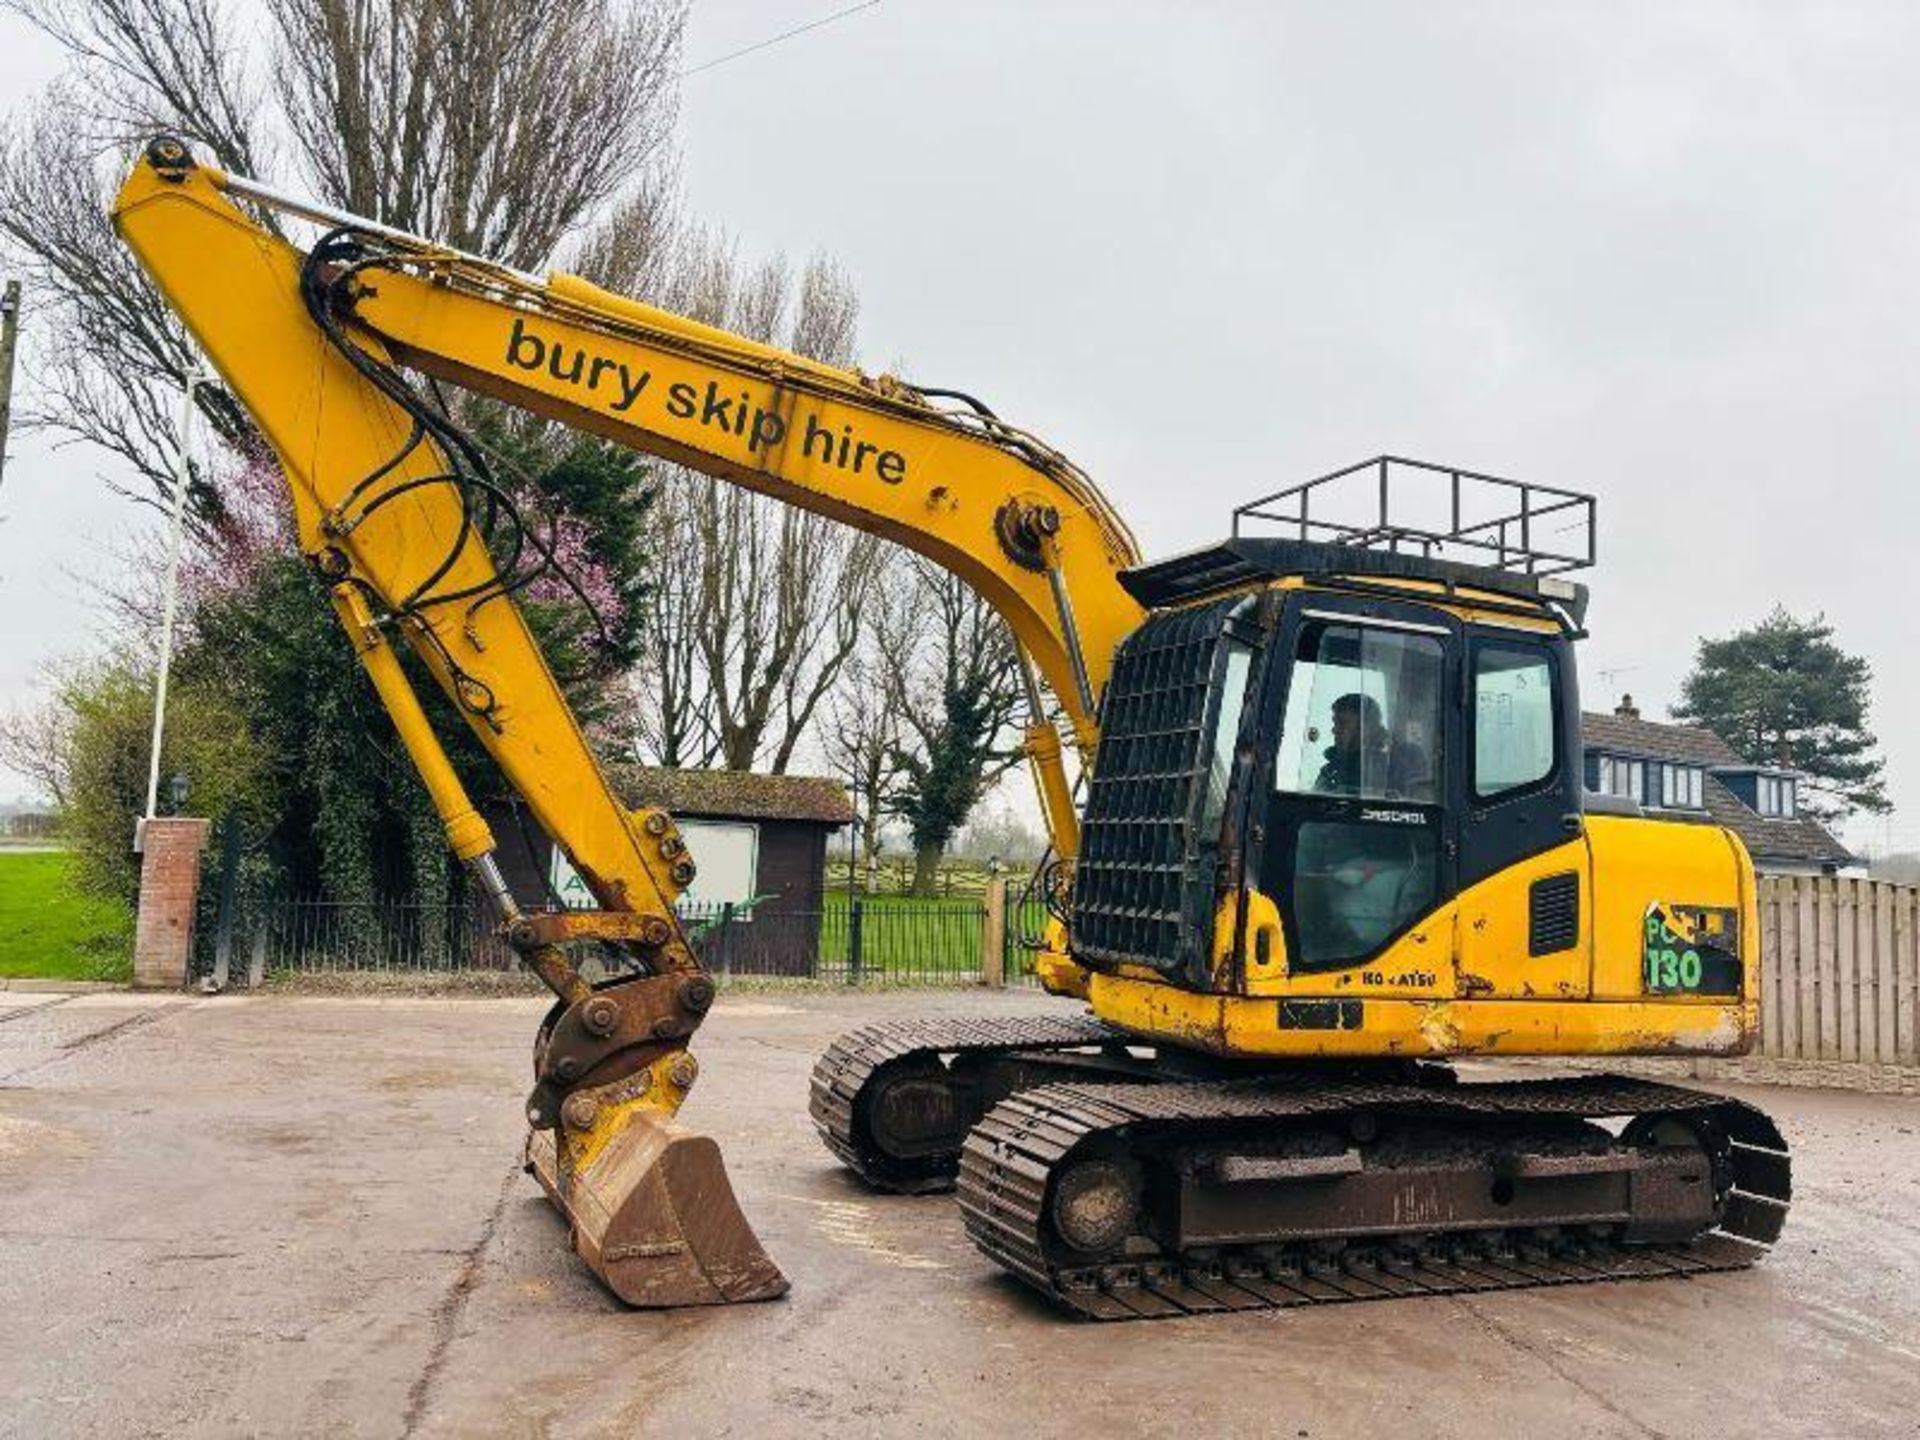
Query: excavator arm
111,137,1144,1306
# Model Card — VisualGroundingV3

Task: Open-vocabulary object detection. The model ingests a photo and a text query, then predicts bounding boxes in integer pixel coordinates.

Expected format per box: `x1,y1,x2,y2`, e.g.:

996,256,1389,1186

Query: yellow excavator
114,137,1788,1319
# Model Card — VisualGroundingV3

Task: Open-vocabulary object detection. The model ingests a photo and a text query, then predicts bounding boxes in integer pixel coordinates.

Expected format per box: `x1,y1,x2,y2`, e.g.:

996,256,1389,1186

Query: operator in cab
1314,692,1432,802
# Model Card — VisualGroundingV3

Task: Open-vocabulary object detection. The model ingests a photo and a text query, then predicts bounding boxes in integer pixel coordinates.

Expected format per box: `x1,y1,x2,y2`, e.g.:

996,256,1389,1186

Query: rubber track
809,1014,1123,1192
957,1073,1791,1320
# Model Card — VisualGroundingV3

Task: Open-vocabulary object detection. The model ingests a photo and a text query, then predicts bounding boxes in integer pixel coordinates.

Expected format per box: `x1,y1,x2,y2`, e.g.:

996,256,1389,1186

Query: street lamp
168,772,191,815
0,279,20,494
139,361,212,843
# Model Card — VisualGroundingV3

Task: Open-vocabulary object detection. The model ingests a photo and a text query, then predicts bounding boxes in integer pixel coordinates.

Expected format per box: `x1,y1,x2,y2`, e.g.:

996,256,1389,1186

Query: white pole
143,364,205,824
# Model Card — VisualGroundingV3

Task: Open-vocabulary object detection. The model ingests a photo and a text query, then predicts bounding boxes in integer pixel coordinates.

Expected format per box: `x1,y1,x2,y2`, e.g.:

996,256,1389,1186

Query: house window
1757,776,1797,819
1598,755,1643,802
1660,763,1704,810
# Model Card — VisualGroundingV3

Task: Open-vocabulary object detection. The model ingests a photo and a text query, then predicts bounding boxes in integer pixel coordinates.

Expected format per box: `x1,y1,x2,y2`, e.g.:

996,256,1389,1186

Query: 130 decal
1642,902,1743,996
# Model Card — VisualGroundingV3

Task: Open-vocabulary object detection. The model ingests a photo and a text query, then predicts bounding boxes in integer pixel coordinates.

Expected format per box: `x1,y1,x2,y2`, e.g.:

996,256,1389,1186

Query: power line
679,0,881,79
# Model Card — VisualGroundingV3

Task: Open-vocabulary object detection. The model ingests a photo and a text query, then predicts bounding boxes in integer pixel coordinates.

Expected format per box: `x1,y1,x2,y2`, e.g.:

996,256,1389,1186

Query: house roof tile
1579,711,1852,868
1580,711,1744,766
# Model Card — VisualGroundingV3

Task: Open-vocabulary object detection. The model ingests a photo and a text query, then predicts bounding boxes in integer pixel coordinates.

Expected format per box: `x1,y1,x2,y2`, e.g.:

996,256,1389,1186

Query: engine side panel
1584,814,1758,1006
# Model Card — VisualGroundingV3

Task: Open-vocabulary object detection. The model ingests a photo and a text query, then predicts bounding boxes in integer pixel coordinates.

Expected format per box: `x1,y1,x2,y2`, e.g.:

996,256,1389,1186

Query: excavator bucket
526,1111,789,1307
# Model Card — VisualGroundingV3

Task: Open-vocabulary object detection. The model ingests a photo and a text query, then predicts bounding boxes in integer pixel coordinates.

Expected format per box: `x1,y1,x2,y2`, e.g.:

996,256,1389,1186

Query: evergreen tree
174,436,656,907
879,564,1024,896
1672,607,1889,821
891,678,1009,895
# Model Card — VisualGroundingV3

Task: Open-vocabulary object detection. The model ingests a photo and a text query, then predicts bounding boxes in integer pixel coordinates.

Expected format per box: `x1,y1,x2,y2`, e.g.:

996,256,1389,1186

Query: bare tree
0,0,687,516
0,84,252,512
13,0,266,166
269,0,681,270
569,162,684,299
0,0,266,502
819,622,911,889
0,682,75,808
627,239,880,774
630,479,721,769
880,559,1027,896
636,470,883,774
695,487,884,772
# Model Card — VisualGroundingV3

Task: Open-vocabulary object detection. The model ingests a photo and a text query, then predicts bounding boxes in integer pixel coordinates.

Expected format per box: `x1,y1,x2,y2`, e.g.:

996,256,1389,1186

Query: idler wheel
1050,1157,1140,1255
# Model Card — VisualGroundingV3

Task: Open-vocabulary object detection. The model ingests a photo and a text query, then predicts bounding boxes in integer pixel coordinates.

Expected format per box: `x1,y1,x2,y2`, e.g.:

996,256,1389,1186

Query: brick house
1582,696,1857,876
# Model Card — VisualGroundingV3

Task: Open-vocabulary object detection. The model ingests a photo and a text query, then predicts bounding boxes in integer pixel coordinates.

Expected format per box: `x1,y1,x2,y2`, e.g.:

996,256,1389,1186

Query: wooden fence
1758,876,1920,1065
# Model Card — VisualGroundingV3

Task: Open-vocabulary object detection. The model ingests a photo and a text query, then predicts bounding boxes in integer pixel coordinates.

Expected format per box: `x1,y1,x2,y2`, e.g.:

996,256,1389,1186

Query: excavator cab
1074,457,1593,1007
876,462,1786,1317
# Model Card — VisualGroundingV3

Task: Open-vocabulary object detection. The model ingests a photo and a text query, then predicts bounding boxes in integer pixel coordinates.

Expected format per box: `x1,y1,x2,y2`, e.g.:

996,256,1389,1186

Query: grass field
686,892,1051,980
0,851,133,981
819,893,984,974
817,892,1046,976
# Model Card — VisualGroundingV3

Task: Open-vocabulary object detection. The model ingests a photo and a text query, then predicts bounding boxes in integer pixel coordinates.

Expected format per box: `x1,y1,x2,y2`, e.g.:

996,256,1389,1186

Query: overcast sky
1,3,1915,851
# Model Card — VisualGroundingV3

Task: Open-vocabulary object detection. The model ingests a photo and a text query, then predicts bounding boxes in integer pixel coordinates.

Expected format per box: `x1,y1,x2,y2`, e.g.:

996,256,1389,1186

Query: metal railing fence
188,873,1920,1040
196,895,520,979
195,891,1051,987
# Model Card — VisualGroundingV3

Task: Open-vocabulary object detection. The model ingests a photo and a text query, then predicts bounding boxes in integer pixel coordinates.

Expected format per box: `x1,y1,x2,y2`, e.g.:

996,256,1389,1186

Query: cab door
1452,627,1591,998
1255,596,1459,977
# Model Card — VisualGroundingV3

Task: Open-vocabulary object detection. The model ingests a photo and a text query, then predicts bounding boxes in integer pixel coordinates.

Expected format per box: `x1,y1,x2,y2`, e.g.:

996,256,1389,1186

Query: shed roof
608,764,854,825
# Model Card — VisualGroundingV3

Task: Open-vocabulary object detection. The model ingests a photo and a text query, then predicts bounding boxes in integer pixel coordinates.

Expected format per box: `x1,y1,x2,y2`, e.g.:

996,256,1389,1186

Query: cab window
1199,641,1254,835
1473,642,1558,799
1275,620,1443,803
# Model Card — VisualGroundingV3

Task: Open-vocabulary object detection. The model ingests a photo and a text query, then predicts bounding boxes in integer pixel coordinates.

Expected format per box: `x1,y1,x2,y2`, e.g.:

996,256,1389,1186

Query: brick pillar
133,817,211,989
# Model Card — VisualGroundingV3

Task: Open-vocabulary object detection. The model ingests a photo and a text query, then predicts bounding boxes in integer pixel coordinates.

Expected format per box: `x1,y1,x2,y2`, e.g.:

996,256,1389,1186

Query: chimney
1615,693,1640,720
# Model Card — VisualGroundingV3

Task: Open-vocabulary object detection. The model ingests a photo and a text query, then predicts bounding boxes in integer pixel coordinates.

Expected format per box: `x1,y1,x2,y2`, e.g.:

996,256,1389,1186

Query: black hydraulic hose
294,230,615,654
299,235,482,609
904,384,1000,420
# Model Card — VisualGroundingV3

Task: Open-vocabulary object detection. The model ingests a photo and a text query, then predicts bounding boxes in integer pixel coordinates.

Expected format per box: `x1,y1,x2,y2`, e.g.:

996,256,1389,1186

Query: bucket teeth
528,1112,788,1307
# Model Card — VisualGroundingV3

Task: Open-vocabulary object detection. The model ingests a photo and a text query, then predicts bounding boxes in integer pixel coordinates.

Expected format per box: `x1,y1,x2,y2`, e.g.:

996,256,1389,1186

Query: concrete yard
1,986,1916,1439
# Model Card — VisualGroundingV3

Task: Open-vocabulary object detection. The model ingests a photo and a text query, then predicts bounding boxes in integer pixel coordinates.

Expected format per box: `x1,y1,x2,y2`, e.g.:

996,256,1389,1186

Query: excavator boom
112,137,1139,1306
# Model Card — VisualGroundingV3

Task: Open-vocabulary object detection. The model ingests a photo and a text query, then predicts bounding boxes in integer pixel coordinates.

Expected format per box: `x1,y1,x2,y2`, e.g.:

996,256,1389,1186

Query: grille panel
1074,597,1246,972
1529,872,1580,956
